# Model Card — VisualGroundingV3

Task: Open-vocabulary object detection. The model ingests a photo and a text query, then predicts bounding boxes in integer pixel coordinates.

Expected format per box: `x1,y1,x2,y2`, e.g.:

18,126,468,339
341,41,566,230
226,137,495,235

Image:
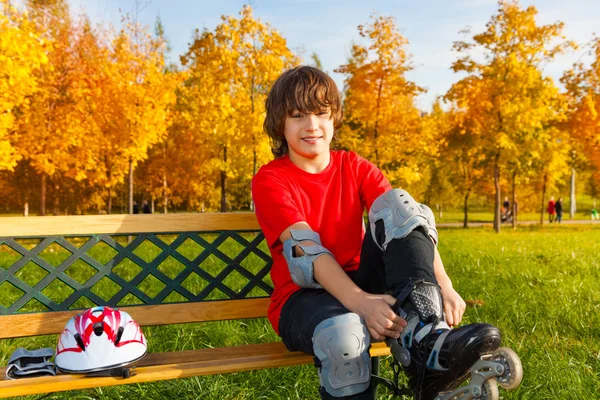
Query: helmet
55,306,147,373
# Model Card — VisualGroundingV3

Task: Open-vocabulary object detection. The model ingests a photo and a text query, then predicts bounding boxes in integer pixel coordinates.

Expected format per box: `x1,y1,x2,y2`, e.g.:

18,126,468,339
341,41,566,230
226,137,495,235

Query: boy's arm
280,222,406,341
433,247,466,327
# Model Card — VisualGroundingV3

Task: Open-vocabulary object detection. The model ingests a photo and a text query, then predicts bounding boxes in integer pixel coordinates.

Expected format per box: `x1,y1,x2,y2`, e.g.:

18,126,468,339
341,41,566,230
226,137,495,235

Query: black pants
278,227,437,399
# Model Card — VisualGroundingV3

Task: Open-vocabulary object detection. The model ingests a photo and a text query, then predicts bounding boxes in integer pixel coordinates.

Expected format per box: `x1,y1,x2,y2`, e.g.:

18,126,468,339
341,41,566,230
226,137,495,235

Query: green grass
1,225,600,399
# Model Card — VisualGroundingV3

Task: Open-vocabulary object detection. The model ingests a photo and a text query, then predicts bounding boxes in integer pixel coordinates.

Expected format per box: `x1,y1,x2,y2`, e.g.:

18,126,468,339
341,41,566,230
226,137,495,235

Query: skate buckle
388,339,411,367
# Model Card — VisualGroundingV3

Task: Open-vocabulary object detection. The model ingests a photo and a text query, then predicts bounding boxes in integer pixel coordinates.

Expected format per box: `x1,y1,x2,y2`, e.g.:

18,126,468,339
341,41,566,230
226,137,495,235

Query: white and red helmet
55,306,147,373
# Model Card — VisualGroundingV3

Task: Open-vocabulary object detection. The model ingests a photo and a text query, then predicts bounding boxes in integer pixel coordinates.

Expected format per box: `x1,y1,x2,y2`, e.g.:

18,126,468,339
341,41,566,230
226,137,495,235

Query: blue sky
68,0,599,110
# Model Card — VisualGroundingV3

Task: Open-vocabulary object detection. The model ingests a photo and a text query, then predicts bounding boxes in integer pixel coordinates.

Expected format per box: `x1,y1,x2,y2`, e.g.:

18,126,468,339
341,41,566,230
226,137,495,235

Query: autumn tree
181,5,297,211
431,99,487,227
0,0,48,172
15,0,97,215
135,74,226,214
562,36,600,198
336,14,434,187
447,0,572,232
80,19,177,214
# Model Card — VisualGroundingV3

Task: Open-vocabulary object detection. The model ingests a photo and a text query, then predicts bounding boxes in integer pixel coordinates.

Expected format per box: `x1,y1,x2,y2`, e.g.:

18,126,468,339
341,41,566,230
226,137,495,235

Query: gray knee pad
5,348,57,380
368,189,438,251
312,313,371,397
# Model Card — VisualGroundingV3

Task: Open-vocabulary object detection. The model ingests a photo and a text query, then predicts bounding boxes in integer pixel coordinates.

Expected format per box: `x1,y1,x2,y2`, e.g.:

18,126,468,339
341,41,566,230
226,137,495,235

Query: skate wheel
482,379,499,400
492,347,523,390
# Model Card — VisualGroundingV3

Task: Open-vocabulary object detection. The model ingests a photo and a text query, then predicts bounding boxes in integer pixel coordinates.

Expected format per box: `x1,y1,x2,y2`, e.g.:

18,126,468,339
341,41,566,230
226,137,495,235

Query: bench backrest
0,213,273,339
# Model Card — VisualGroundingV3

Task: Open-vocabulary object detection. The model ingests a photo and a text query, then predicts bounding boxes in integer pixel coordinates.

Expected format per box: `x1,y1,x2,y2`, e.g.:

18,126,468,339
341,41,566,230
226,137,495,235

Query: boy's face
283,109,334,162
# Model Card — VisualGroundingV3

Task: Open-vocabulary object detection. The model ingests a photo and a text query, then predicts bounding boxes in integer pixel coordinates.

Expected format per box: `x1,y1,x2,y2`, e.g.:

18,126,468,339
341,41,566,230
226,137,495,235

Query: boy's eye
291,113,303,118
318,110,329,116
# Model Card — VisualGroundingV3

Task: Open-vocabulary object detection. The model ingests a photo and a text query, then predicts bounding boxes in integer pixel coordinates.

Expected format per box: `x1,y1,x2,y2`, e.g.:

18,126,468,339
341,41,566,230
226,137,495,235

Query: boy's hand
348,292,407,342
441,286,466,327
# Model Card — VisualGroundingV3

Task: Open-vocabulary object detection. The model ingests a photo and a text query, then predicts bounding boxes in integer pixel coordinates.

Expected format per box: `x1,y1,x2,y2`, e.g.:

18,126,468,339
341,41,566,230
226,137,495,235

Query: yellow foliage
16,0,91,180
167,5,298,210
336,13,433,187
0,1,48,170
80,18,179,192
563,37,600,176
446,0,571,192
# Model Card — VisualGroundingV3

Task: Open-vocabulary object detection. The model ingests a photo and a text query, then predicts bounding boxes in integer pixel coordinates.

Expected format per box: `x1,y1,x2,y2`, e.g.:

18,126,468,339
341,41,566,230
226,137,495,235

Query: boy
252,66,512,400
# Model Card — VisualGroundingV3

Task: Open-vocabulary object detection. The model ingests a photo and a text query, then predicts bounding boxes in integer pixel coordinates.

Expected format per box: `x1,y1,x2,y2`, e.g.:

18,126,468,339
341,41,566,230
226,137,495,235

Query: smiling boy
252,66,507,400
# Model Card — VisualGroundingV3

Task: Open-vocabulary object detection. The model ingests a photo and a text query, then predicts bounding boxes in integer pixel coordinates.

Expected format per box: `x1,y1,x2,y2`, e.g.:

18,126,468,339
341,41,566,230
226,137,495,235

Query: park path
437,219,600,228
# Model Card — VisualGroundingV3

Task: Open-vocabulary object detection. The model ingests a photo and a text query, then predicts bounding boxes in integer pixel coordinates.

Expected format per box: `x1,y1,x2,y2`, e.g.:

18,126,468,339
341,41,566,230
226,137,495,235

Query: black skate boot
388,280,502,400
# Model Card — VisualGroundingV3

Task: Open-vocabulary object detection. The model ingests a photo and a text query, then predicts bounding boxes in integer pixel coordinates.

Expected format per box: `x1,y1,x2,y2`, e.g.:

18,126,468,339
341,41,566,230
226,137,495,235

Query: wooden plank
0,342,391,398
0,212,260,237
0,298,270,339
134,342,390,368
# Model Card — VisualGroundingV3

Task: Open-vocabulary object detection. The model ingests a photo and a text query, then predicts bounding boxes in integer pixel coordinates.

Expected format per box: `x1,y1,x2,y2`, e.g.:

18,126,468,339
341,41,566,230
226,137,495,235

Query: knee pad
368,189,438,251
5,348,57,379
312,313,371,397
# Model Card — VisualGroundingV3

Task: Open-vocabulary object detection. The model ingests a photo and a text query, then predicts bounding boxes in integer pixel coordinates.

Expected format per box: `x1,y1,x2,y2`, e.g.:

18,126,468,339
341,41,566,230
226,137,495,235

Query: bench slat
0,342,391,398
0,298,270,339
135,342,391,367
0,213,260,237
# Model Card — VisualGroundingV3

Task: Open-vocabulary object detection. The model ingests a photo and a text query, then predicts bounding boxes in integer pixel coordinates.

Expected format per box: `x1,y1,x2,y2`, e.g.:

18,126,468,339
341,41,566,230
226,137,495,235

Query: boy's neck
288,151,331,174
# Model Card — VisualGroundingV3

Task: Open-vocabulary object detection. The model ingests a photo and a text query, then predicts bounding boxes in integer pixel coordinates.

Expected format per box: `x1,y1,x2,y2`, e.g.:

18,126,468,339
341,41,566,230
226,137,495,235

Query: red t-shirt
252,150,391,334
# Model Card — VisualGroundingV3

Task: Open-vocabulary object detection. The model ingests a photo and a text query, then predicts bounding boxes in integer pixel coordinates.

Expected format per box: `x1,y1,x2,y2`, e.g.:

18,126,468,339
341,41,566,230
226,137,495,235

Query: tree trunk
128,158,134,214
105,157,112,214
119,191,125,214
151,197,154,214
23,164,30,217
511,171,517,229
463,191,470,228
40,173,46,216
250,149,257,211
540,173,547,225
373,78,384,165
570,167,576,219
493,155,501,233
250,76,257,212
53,183,60,215
107,187,112,215
220,146,227,212
163,172,168,214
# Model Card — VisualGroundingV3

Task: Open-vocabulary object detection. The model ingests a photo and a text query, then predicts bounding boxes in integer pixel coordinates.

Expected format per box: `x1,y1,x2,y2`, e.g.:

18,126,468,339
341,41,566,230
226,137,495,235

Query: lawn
1,224,599,399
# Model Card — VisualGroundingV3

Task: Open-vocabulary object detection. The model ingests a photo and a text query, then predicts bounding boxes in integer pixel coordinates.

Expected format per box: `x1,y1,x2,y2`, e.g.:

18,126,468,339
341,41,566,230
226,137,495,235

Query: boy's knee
368,189,438,251
312,313,371,397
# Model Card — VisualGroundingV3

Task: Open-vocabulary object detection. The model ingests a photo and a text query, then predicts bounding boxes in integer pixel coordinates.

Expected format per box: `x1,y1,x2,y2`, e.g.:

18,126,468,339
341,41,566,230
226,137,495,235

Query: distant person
555,197,563,223
142,200,151,214
547,196,555,223
133,201,139,214
592,209,599,220
502,196,512,223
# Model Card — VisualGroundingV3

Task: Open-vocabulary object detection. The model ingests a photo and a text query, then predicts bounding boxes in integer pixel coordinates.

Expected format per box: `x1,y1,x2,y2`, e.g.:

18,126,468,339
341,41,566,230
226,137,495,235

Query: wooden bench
0,213,390,398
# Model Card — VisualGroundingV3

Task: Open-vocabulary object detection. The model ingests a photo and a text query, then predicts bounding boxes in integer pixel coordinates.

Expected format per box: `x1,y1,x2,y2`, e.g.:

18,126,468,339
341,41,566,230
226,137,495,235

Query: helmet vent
74,333,86,351
93,322,104,337
114,326,124,345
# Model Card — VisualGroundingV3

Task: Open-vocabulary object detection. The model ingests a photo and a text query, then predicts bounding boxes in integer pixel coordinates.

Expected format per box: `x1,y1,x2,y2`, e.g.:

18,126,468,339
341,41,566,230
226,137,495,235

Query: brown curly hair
263,66,343,158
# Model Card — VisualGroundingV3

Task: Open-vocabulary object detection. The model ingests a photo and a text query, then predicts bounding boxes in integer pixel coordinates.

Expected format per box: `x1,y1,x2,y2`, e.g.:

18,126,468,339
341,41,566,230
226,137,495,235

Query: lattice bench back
0,213,272,316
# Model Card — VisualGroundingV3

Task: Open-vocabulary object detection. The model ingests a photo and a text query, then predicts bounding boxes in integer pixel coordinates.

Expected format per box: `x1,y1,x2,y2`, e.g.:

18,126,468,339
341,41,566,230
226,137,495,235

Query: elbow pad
368,189,438,251
282,229,333,289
